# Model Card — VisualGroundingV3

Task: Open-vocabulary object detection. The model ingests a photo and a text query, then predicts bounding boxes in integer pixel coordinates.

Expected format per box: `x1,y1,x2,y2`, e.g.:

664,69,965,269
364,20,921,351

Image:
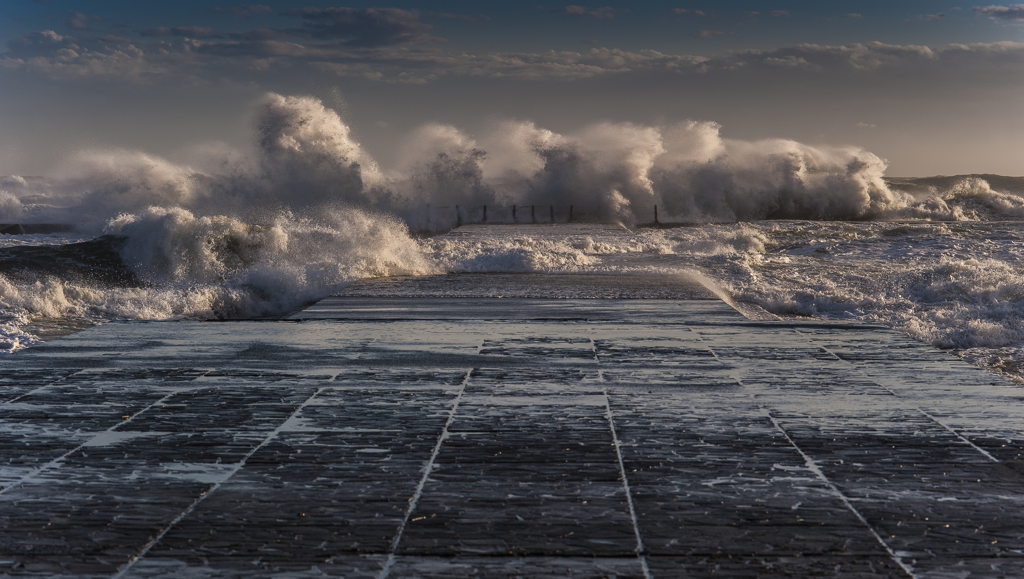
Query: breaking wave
5,92,1023,231
0,206,432,350
2,91,1024,375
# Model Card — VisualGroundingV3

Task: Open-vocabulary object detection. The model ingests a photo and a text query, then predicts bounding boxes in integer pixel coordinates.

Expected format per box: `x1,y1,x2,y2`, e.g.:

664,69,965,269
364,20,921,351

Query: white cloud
974,4,1024,21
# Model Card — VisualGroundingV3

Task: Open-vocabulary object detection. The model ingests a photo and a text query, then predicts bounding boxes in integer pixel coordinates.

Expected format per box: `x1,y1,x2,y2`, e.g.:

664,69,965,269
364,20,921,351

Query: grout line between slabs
4,368,87,405
766,412,919,579
0,384,198,495
811,336,1001,464
604,389,652,579
112,385,327,579
377,368,471,579
592,336,651,579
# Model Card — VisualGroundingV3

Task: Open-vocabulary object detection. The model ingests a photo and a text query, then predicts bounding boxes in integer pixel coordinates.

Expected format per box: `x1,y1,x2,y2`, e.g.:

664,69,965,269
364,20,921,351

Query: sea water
1,93,1023,381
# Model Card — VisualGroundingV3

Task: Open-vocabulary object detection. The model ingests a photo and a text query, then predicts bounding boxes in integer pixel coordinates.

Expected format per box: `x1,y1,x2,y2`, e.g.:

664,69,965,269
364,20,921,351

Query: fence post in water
654,204,659,225
550,205,554,223
483,205,487,222
569,205,574,223
456,205,461,227
512,205,517,222
531,205,536,223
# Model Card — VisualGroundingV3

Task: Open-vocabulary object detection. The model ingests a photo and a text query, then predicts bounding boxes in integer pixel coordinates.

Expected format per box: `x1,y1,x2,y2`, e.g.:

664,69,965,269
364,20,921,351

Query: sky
1,1,1022,177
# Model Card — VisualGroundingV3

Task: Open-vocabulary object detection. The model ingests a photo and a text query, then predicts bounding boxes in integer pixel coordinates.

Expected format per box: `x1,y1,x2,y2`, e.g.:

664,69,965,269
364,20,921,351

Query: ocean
1,93,1023,382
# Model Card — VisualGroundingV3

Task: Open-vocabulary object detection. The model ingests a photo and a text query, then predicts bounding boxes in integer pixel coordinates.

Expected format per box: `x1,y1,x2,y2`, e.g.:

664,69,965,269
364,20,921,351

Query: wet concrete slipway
4,235,1024,577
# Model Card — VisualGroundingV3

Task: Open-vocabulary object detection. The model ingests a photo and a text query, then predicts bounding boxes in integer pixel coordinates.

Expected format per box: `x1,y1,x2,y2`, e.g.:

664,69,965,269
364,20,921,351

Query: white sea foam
0,205,433,351
3,92,1024,380
9,91,1024,228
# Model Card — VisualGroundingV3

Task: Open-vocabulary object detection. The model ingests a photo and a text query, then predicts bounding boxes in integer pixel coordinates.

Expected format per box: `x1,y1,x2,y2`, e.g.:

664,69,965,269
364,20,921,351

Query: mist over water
10,91,1024,229
2,92,1024,381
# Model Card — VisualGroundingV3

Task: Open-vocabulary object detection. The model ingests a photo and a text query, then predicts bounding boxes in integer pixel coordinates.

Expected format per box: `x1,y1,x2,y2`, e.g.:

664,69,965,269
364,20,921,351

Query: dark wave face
0,236,139,287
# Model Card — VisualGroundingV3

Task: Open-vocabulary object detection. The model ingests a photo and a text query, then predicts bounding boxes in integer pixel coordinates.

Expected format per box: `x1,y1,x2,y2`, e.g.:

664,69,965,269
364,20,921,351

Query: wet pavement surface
2,297,1023,578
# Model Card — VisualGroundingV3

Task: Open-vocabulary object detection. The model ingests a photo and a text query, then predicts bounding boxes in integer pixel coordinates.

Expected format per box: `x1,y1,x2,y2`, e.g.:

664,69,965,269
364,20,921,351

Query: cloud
857,122,877,128
4,29,1023,86
196,39,310,58
1,32,175,82
762,55,816,69
227,28,289,41
65,12,101,30
922,13,947,21
209,5,273,18
7,29,66,49
745,11,789,18
727,41,939,71
672,9,706,16
563,6,621,19
308,46,705,83
283,7,441,46
430,12,492,23
844,13,864,19
696,29,724,38
140,26,217,38
974,4,1024,21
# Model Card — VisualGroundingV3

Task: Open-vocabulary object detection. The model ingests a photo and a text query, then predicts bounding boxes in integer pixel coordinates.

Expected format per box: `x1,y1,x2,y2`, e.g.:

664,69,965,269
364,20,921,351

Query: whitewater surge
11,91,1024,229
418,220,1024,380
3,91,1024,382
0,206,433,350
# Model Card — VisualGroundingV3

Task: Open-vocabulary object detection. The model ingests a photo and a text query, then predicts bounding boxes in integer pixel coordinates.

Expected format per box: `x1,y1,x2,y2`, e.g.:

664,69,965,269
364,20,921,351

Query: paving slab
1,298,1023,578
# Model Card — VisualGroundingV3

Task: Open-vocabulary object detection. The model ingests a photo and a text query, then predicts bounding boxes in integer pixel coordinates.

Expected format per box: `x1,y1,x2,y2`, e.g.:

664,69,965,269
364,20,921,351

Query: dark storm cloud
562,6,621,19
4,24,1023,85
724,41,1024,73
210,5,273,18
65,12,101,30
140,26,217,38
974,4,1024,21
282,8,441,46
